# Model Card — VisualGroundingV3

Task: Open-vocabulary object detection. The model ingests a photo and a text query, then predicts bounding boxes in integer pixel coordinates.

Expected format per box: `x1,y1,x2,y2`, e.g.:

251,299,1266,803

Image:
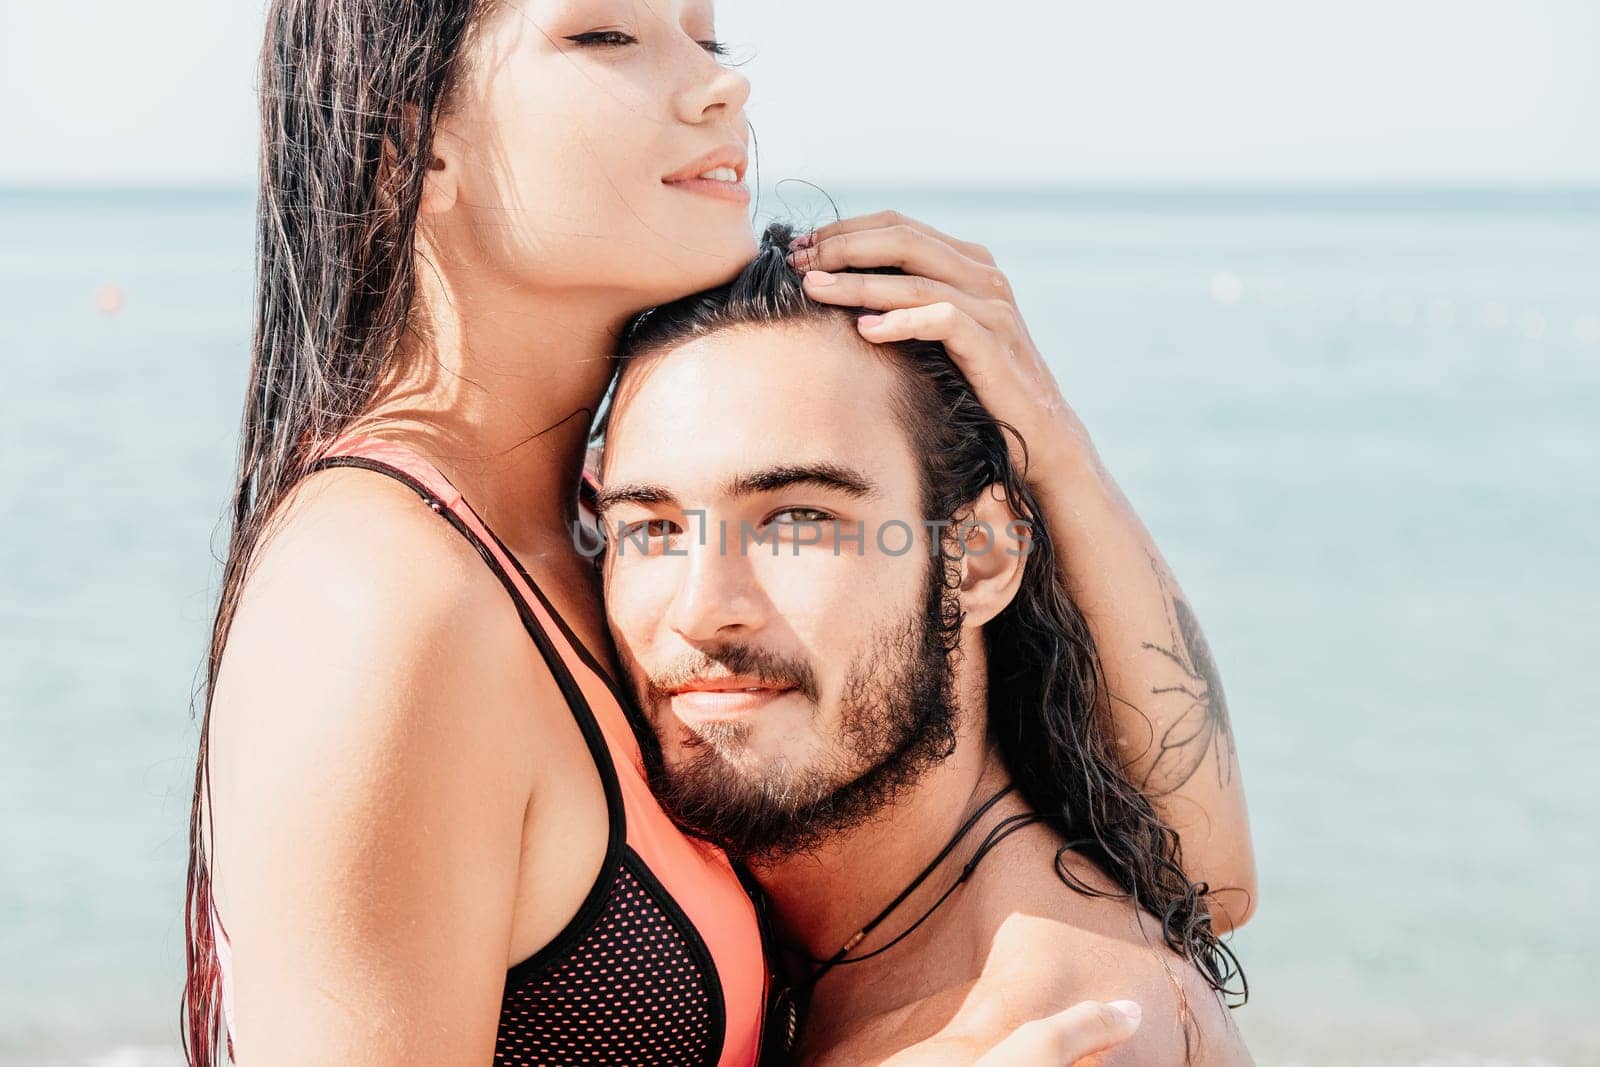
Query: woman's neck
357,254,628,554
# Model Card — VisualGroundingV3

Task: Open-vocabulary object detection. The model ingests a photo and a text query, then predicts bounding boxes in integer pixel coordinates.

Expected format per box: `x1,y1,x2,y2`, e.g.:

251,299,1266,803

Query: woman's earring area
418,152,458,215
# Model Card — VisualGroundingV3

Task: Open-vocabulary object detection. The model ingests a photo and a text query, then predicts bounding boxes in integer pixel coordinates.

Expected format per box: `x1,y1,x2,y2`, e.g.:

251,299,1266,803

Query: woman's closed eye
564,30,638,48
565,30,730,56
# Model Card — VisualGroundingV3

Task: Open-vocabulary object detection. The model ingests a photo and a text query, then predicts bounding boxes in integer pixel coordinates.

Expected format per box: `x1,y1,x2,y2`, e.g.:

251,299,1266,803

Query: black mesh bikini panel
495,852,721,1066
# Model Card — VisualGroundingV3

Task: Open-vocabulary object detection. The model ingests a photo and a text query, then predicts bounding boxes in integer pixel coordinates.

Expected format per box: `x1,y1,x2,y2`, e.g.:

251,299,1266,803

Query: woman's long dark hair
615,223,1247,1022
182,2,495,1061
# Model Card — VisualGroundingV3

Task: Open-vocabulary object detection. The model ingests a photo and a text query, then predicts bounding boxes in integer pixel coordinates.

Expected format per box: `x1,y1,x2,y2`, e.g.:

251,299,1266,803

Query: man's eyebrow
591,482,676,514
723,463,879,499
591,463,879,513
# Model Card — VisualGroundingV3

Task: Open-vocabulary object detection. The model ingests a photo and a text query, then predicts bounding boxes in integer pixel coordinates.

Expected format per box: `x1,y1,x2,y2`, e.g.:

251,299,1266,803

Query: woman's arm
205,477,539,1062
790,213,1256,929
1019,416,1257,930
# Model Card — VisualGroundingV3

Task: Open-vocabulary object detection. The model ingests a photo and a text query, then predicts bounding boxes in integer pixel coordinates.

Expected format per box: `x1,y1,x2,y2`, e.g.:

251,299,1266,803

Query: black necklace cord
797,782,1045,988
760,784,1047,1061
805,784,1014,968
818,809,1052,970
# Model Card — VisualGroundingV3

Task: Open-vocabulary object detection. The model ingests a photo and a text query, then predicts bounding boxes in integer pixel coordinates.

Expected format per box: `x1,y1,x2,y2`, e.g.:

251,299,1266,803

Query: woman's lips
662,176,751,205
669,687,795,722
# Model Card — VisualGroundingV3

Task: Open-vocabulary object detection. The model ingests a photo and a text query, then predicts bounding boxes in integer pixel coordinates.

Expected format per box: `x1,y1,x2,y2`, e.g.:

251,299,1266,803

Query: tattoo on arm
1137,552,1236,795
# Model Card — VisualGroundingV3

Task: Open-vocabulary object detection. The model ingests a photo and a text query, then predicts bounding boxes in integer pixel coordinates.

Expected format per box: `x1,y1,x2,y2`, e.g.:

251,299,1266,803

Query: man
593,227,1251,1065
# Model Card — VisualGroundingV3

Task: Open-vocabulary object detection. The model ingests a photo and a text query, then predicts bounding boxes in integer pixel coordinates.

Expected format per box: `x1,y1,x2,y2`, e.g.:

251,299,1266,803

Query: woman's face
433,0,754,307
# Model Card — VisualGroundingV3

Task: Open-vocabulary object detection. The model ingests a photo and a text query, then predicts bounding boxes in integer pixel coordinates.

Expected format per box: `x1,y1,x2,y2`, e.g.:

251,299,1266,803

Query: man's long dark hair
614,222,1247,1014
182,2,497,1062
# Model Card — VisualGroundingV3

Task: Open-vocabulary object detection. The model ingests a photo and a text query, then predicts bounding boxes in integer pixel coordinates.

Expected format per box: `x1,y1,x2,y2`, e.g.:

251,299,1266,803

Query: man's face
599,319,958,861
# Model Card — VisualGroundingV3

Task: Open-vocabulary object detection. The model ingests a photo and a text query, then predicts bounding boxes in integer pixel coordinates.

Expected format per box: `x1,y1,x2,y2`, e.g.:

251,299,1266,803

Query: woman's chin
640,230,760,303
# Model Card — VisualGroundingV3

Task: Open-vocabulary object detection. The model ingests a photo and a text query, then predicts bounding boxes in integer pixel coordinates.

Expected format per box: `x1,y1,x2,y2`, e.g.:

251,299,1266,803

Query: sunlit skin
600,319,1251,1065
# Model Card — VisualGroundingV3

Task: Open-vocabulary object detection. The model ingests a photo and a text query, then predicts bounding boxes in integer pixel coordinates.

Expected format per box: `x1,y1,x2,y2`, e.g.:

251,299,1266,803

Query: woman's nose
676,56,751,126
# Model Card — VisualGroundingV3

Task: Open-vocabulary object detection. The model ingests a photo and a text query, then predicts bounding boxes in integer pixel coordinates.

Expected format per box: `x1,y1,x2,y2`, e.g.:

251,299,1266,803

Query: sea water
2,186,1596,1065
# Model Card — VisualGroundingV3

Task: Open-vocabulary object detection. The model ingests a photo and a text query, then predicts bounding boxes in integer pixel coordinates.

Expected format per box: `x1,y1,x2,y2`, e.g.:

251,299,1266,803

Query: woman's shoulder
256,461,491,602
202,467,572,1060
208,464,553,803
236,466,517,666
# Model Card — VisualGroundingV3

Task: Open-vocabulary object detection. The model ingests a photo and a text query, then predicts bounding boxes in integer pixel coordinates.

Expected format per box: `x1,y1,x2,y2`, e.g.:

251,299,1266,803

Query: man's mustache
644,643,821,704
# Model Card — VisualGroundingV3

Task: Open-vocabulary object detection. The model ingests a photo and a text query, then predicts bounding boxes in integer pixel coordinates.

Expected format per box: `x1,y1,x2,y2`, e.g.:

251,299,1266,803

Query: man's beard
642,561,960,865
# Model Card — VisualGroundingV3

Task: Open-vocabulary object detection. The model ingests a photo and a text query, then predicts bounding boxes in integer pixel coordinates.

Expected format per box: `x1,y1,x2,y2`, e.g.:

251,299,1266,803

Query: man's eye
617,518,680,539
769,508,833,526
565,30,638,48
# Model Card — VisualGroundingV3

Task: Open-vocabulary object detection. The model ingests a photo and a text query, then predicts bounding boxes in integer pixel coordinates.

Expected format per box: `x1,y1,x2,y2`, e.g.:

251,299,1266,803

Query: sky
2,0,1597,188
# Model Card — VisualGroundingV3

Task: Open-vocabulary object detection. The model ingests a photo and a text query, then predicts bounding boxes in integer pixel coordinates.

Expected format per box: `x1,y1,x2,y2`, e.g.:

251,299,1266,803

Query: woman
186,1,1255,1063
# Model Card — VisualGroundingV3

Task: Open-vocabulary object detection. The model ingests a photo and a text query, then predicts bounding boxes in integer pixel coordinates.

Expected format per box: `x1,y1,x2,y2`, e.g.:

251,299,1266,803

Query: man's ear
952,483,1029,629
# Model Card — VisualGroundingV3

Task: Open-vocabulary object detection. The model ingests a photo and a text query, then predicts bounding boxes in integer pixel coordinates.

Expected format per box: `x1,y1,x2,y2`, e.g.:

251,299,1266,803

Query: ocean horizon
3,183,1596,1065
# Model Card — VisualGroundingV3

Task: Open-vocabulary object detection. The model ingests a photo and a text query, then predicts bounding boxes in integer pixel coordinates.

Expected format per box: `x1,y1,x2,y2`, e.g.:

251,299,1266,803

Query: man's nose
666,536,763,644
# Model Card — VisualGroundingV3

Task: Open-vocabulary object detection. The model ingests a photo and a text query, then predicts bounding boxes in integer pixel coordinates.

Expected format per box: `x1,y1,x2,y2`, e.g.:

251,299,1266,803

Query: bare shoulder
207,464,554,835
241,463,502,635
218,465,535,718
954,829,1252,1066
